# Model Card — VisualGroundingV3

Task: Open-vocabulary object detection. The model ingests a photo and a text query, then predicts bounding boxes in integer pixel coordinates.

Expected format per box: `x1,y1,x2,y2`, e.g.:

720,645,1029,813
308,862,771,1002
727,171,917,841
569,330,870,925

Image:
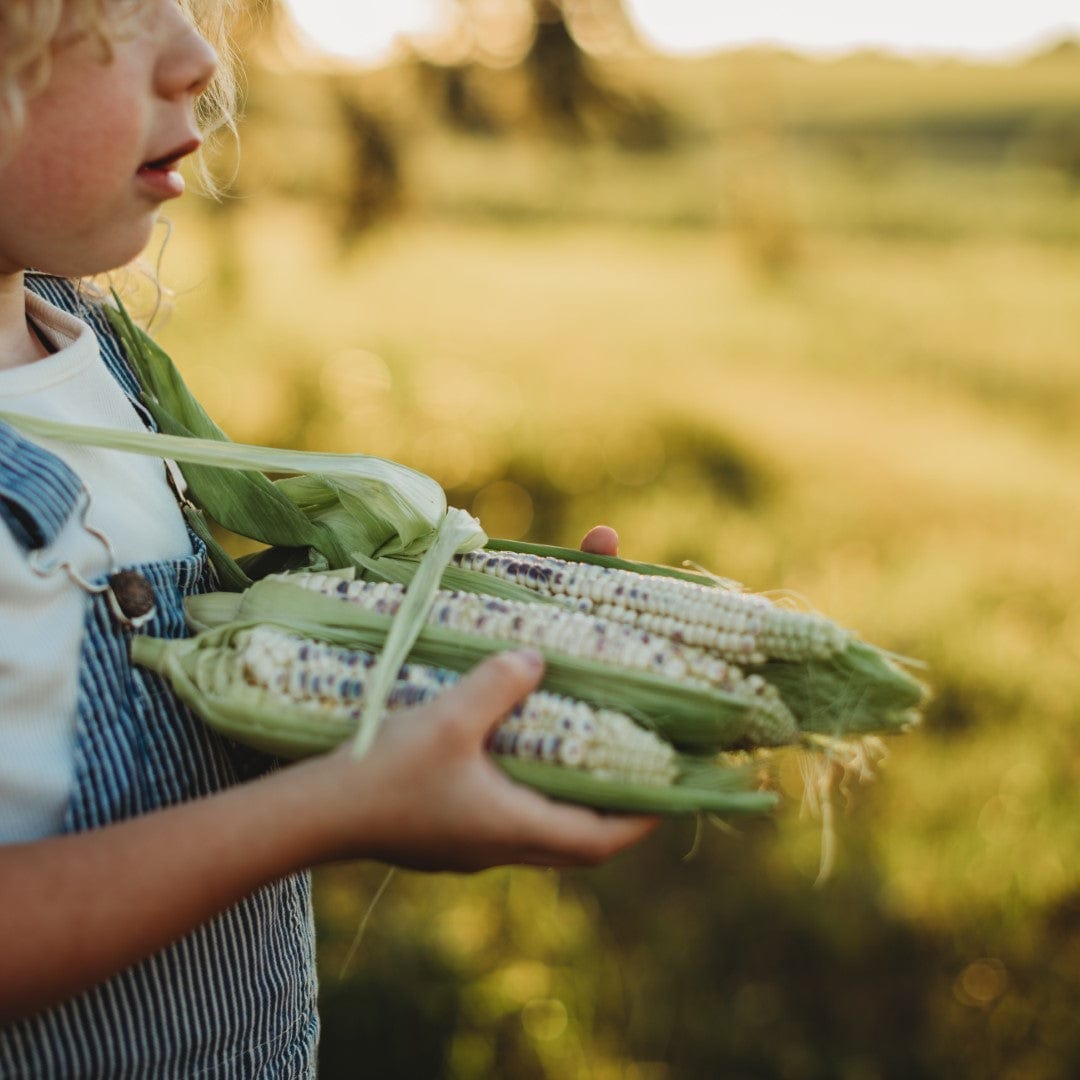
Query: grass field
152,41,1080,1077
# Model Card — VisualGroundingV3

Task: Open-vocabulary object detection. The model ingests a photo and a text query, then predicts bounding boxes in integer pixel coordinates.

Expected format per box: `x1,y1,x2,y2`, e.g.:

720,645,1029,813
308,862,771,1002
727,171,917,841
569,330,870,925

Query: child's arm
0,649,657,1023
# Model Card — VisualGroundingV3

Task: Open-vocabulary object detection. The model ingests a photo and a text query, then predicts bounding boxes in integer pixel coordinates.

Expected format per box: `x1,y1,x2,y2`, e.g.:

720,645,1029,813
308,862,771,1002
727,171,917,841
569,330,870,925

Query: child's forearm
0,761,336,1024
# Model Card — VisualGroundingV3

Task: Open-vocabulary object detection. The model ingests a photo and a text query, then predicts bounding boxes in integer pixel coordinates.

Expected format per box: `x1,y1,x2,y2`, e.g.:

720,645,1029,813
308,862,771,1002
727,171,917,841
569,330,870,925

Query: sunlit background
155,1,1080,1075
286,0,1080,62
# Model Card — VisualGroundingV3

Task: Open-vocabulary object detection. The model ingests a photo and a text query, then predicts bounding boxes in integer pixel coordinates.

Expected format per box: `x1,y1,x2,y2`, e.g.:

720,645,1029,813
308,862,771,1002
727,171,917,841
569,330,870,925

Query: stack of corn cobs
1,301,928,815
134,537,928,815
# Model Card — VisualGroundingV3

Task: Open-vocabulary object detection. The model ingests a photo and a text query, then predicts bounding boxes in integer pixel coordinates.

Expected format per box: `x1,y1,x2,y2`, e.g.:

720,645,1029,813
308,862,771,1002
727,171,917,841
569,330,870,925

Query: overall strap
0,422,83,550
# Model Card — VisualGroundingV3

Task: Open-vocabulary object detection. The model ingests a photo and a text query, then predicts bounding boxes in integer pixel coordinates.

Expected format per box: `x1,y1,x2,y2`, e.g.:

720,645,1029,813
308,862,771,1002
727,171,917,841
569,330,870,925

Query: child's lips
136,139,201,198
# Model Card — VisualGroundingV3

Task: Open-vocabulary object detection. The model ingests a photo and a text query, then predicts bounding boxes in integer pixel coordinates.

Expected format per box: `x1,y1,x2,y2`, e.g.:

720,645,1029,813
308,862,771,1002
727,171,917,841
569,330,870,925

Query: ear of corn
352,547,927,739
332,552,924,738
199,573,794,751
131,624,778,815
345,552,922,740
454,549,850,665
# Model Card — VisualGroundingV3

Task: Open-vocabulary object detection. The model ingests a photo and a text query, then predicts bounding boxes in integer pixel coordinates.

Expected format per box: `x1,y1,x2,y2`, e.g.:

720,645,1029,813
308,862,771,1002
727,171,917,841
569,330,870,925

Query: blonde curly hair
0,0,240,194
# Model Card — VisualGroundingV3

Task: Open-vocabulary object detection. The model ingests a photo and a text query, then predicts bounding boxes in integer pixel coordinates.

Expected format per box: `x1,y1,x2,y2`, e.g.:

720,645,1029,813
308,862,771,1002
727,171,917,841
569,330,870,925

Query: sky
283,0,1080,66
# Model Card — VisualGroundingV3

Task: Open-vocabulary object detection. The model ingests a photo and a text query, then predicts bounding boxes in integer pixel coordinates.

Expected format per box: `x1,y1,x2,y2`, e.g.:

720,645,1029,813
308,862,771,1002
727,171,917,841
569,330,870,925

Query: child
0,2,655,1074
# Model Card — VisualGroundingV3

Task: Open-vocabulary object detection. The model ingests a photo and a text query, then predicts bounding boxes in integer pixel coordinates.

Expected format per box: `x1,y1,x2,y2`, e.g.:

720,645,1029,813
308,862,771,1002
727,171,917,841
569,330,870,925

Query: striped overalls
0,276,319,1078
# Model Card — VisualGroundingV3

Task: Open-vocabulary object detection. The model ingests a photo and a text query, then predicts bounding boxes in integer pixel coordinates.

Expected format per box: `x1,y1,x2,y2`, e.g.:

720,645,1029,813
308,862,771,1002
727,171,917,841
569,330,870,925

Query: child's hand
297,649,658,872
580,525,619,556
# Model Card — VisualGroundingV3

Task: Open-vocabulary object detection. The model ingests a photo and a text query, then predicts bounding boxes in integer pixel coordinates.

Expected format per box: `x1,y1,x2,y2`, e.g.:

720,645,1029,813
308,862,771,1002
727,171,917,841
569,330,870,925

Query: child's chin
45,222,162,279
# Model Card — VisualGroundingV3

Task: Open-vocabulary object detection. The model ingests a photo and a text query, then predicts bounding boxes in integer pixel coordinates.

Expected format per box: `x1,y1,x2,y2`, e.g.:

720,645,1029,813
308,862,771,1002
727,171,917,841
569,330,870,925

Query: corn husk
0,408,458,568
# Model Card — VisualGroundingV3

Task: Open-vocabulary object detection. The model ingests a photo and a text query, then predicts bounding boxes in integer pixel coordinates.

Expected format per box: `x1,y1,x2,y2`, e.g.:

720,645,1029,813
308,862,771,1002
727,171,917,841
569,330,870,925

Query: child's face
0,0,217,279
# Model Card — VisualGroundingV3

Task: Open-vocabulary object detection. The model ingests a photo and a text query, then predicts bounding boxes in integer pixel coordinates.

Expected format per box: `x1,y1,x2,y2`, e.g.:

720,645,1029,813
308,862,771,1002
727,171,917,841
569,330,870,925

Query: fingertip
506,647,545,678
455,648,546,722
580,525,619,556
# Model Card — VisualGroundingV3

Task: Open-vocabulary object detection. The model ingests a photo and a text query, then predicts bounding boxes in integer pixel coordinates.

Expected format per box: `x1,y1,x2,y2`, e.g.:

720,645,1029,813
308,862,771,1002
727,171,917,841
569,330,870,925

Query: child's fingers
580,524,619,556
508,804,662,867
351,646,662,870
421,648,546,748
438,649,662,861
470,751,661,864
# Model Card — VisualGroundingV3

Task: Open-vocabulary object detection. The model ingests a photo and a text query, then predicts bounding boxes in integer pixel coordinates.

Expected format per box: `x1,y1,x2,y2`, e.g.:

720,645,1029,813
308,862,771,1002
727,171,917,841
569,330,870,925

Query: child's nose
156,12,219,101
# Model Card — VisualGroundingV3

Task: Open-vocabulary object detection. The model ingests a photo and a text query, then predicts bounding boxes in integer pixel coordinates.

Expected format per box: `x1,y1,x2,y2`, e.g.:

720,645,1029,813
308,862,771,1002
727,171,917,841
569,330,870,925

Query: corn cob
453,549,850,665
131,625,777,814
234,625,678,785
276,572,798,745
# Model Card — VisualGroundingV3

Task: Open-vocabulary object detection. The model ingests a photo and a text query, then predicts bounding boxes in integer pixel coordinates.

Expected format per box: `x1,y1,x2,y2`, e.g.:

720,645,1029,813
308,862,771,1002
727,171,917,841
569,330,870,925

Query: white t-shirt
0,291,193,842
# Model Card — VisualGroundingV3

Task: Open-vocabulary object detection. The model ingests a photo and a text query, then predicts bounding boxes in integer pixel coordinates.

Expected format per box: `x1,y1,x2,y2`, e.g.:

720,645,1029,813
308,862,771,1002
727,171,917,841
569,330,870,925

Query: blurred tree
525,0,598,136
414,58,504,136
413,0,672,148
521,0,672,147
1023,111,1080,185
333,85,405,238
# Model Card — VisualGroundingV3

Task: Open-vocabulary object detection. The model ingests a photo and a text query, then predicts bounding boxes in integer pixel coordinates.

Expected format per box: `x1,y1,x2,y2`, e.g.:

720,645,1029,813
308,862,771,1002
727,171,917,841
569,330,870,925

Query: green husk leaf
106,299,345,559
276,471,468,560
350,508,482,757
105,297,230,443
0,410,447,569
486,538,723,588
184,590,244,633
494,758,777,815
182,506,252,591
757,641,928,736
89,297,454,567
